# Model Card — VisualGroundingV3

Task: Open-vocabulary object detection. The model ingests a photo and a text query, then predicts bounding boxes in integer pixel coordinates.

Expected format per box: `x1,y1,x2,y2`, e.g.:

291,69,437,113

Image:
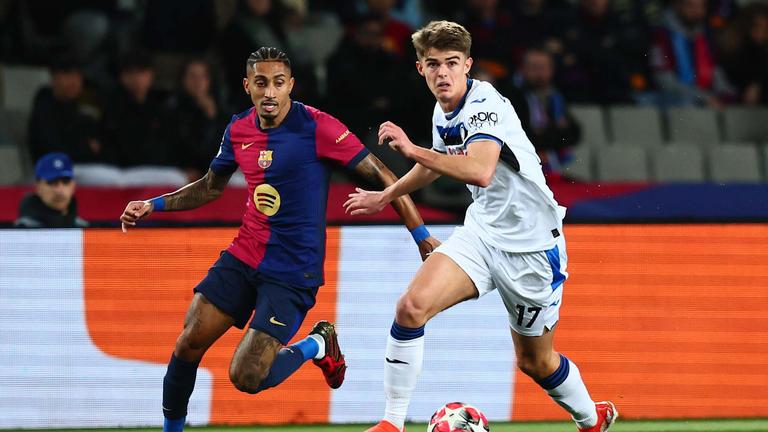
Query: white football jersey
431,79,566,252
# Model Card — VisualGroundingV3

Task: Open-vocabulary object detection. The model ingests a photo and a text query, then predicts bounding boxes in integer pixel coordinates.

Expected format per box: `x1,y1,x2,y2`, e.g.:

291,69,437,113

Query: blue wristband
149,197,165,212
410,224,430,243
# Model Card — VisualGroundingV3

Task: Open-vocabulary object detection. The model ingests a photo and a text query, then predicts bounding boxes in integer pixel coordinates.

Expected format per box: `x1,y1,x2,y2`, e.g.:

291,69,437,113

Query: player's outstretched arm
346,154,440,260
120,169,232,232
379,121,500,187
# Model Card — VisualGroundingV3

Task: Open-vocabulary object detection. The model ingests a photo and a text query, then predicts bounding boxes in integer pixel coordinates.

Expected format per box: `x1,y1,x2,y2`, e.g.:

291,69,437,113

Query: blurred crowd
1,0,768,184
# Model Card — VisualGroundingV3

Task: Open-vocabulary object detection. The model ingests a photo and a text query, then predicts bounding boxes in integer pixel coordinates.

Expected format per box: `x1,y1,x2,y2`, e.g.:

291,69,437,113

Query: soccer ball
427,402,490,432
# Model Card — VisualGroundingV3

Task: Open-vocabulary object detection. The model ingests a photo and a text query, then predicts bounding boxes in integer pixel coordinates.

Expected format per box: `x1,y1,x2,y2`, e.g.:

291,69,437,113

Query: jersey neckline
254,100,299,133
444,78,474,121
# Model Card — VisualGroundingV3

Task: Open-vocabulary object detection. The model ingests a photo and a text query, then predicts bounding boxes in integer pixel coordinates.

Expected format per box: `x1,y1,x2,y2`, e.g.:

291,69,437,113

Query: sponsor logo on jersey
258,150,273,169
254,183,281,216
468,111,498,131
445,145,467,156
335,129,351,143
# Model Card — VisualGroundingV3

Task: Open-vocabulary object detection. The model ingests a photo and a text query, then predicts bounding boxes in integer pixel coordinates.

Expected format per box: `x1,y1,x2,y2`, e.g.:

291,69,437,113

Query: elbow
472,171,494,188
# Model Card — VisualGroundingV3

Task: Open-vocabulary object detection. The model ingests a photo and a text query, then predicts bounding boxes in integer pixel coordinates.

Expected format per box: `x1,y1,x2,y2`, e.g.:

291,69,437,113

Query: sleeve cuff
345,147,370,169
465,133,504,147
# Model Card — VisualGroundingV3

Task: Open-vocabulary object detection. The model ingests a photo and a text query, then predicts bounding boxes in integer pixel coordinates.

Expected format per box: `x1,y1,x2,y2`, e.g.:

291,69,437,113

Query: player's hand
378,121,417,159
417,236,441,261
343,187,388,215
120,200,153,232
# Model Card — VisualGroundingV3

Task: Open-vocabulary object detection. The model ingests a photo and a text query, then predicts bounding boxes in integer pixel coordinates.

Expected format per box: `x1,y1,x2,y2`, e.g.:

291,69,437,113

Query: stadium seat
608,105,664,147
0,108,32,177
562,146,593,181
652,145,705,182
708,144,761,183
596,145,649,182
722,107,768,143
0,64,49,112
0,145,25,184
666,107,720,146
570,105,608,147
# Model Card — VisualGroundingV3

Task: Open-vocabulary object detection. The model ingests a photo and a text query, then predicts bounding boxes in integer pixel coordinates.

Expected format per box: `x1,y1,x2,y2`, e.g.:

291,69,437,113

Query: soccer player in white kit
344,21,617,432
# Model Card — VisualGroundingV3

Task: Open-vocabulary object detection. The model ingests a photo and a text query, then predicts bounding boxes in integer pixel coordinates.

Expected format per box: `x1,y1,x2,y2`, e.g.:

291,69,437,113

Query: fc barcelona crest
258,150,273,169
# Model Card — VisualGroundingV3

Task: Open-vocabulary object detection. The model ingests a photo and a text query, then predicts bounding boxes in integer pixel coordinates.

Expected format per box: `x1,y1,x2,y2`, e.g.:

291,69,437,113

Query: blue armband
149,197,165,212
409,224,431,243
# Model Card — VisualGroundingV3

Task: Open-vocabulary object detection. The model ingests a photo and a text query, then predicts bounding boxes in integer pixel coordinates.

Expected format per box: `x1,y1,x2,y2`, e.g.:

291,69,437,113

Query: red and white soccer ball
427,402,490,432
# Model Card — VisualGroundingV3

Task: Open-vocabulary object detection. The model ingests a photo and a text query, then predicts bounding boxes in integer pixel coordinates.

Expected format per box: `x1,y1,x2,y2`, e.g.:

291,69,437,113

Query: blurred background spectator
557,0,650,103
509,48,581,176
166,58,229,181
720,3,768,104
651,0,735,107
28,57,103,163
15,152,88,228
217,0,287,111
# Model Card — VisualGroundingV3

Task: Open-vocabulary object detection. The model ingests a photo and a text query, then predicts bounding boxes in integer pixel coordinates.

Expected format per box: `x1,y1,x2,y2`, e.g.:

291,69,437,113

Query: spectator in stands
102,50,169,167
15,152,88,228
326,13,407,140
650,0,735,107
558,0,650,103
458,0,514,67
217,0,286,111
509,48,581,176
507,0,567,66
166,58,229,181
280,0,344,101
78,50,186,187
721,4,768,105
362,0,414,59
28,57,103,163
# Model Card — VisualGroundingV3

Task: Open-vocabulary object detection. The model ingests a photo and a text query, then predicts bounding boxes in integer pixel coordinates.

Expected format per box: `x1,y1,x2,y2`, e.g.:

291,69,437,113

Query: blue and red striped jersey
210,102,369,287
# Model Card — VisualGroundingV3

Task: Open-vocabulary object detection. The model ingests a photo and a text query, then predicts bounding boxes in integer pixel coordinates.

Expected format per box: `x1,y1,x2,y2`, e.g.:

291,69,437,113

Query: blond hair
411,21,472,59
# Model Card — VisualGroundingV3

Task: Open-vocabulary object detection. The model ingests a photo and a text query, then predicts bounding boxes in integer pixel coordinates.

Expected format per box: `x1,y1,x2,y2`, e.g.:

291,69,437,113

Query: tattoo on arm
164,169,232,211
352,154,391,189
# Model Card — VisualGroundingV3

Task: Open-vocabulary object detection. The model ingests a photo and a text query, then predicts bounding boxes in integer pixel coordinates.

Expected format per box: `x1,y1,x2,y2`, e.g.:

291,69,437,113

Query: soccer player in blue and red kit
119,47,439,432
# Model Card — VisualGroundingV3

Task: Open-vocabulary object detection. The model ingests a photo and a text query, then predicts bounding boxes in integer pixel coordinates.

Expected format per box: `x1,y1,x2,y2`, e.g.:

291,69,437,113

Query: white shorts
433,225,568,336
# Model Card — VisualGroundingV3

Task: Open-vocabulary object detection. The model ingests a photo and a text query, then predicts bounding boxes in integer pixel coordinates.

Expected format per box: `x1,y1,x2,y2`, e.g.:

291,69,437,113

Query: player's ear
243,77,250,95
288,76,295,94
415,60,425,77
464,56,473,76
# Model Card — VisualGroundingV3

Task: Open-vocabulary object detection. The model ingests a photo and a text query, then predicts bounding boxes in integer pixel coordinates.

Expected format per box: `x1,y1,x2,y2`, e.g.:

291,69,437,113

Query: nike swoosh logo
241,142,255,150
385,357,409,364
470,98,486,104
269,316,287,326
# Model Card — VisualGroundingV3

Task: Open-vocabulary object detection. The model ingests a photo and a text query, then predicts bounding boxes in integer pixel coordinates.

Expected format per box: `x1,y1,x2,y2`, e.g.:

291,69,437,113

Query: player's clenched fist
120,200,153,232
378,121,417,158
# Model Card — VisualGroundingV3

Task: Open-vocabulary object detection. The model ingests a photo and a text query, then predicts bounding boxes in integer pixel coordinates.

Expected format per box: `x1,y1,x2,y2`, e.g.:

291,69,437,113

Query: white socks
382,333,424,430
543,355,598,429
307,334,325,360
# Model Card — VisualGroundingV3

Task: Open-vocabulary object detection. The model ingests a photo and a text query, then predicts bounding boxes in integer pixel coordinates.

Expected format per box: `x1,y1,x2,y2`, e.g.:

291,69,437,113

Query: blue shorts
194,251,318,345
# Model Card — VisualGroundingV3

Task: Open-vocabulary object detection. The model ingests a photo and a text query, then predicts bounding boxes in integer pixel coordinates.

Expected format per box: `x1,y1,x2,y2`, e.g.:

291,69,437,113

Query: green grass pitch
6,419,768,432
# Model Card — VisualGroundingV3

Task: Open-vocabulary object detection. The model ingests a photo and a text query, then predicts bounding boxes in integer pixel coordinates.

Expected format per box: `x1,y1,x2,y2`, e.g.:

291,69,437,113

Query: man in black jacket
15,152,88,228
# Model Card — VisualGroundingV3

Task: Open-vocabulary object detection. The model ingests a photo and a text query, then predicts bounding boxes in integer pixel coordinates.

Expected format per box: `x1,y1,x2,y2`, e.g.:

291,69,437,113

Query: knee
228,363,268,394
516,351,558,381
395,292,430,327
174,332,207,363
